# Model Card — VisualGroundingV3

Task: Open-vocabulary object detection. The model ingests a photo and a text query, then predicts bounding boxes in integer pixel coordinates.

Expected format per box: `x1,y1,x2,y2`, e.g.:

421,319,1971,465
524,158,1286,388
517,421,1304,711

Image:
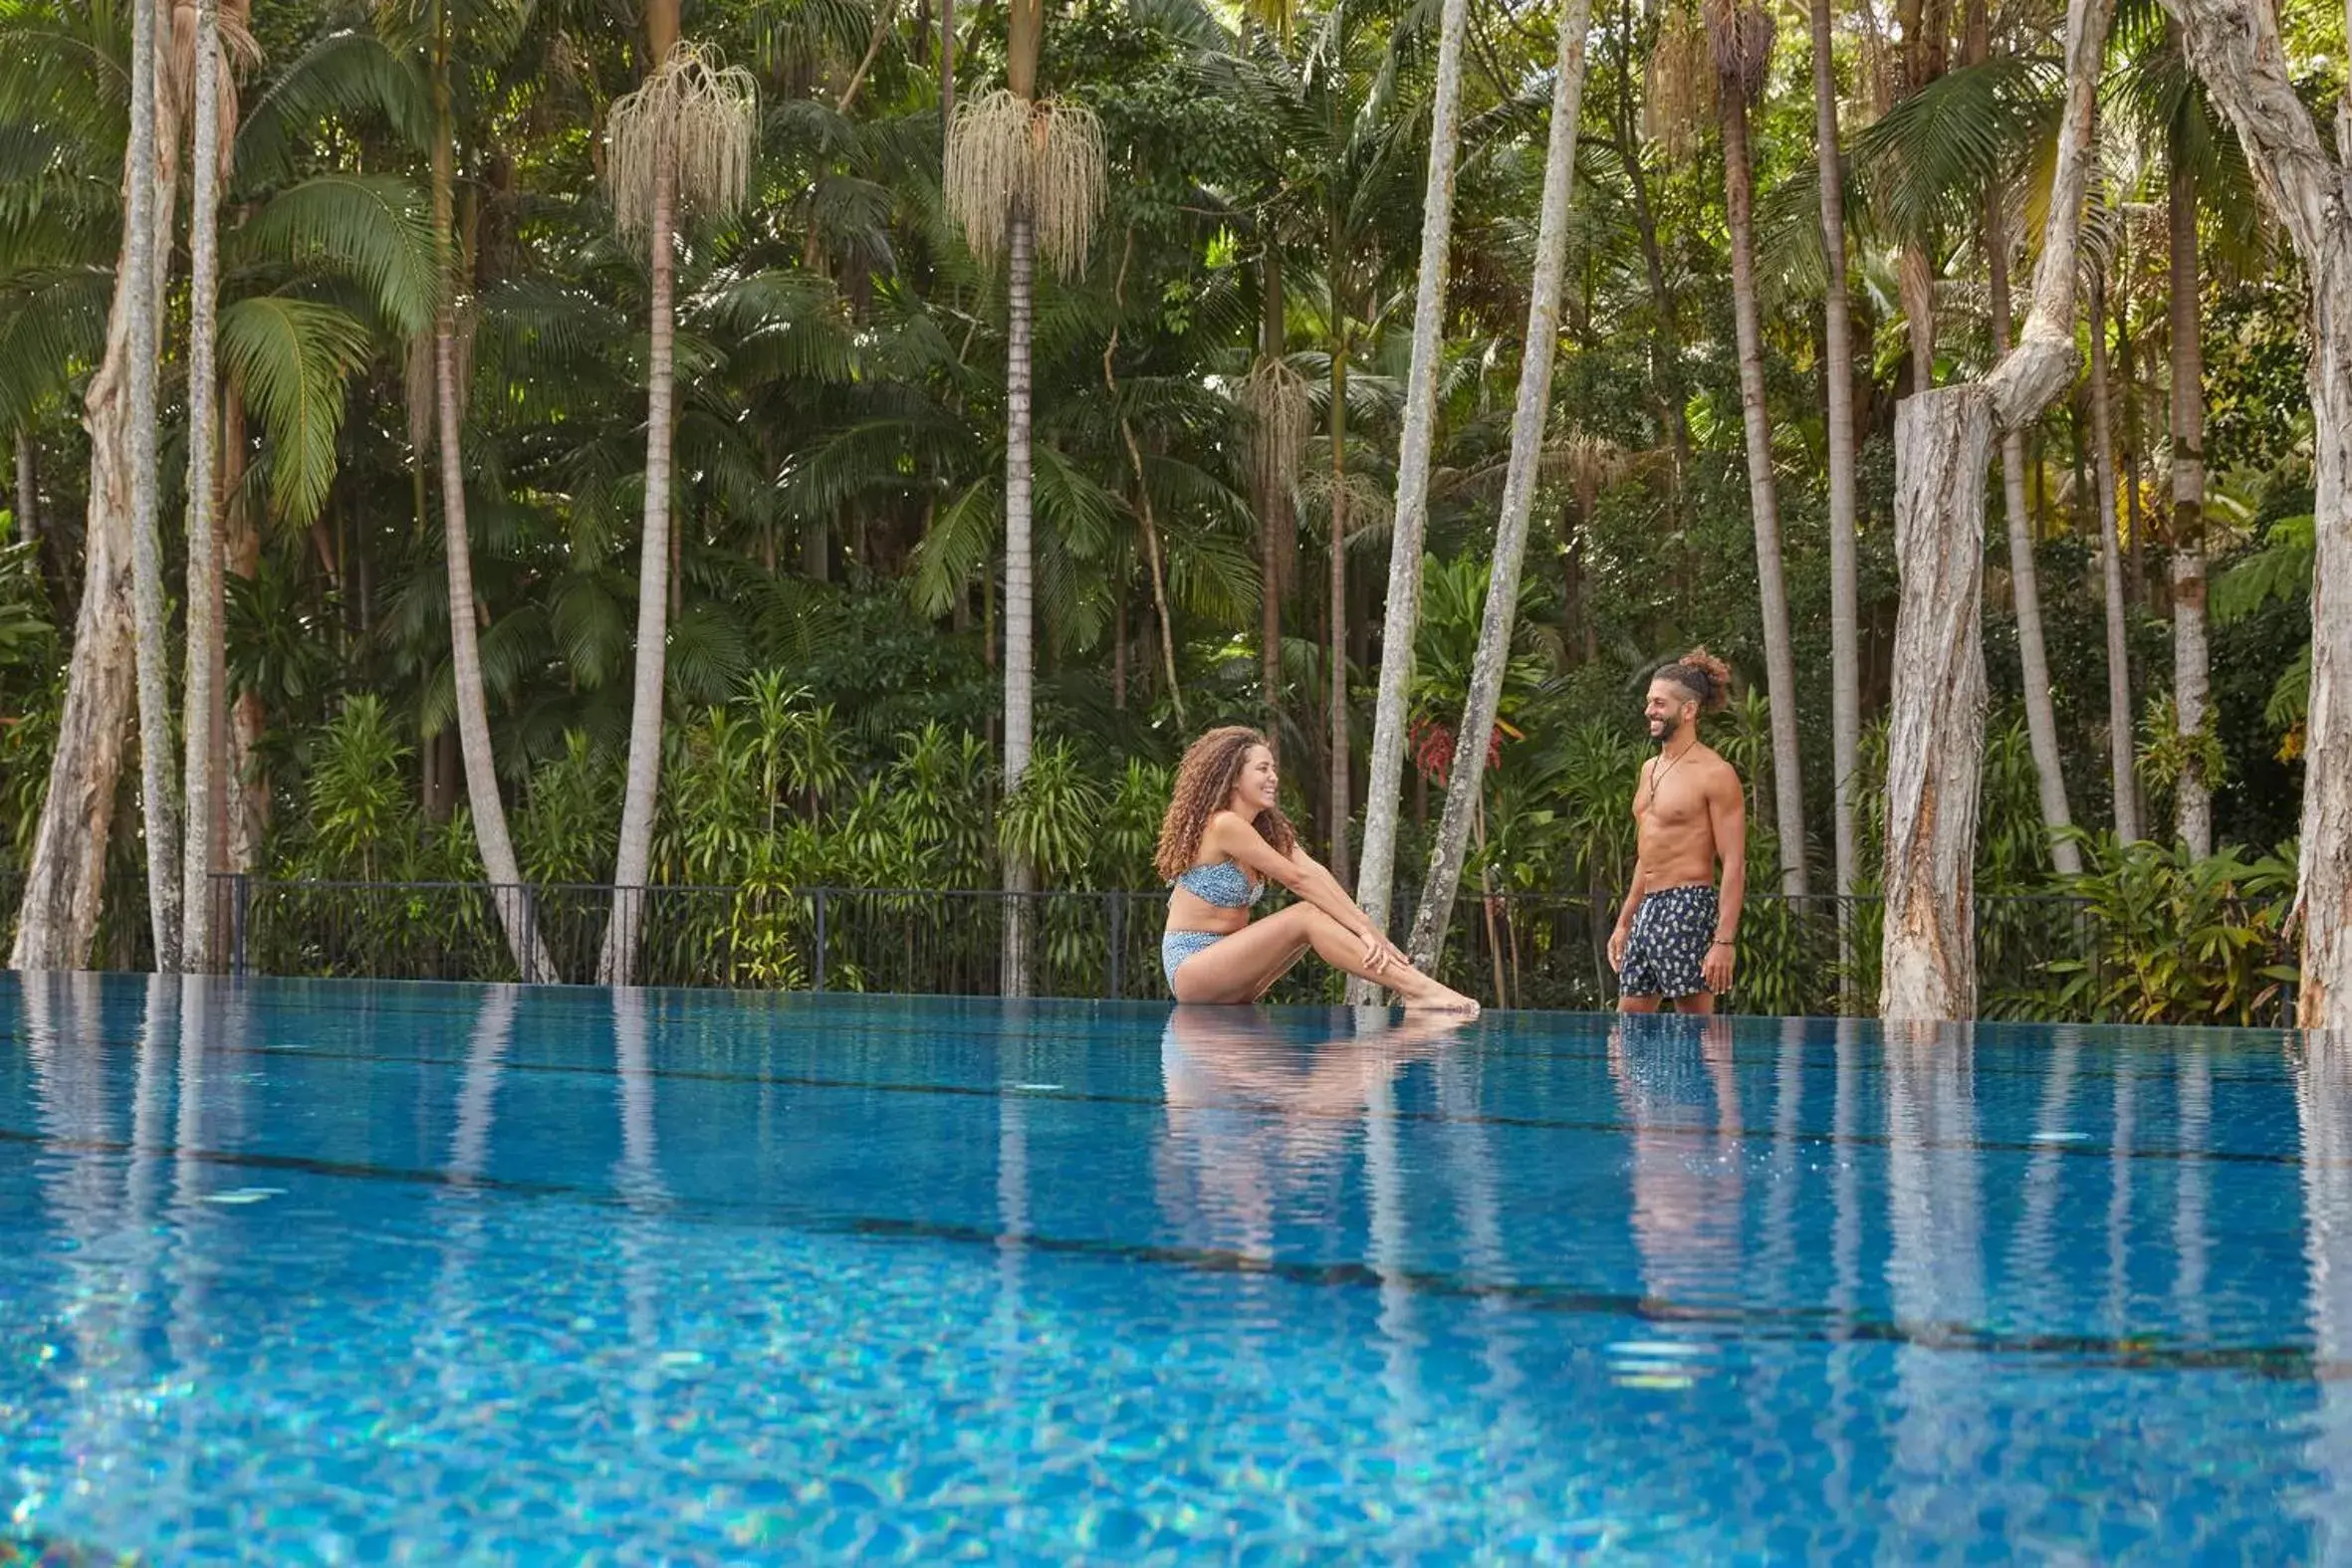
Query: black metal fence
1,869,2238,1016
32,876,2093,1015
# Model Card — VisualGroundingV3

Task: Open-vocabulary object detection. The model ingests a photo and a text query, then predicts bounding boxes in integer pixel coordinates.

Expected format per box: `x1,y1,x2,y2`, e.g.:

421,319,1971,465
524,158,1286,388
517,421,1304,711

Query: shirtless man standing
1607,649,1747,1013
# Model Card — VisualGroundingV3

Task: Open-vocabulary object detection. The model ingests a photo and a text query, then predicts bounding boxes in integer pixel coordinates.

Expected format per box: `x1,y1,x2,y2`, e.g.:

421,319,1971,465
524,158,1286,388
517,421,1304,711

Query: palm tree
1712,0,1806,897
596,10,757,987
1892,0,1946,387
1811,0,1864,953
124,0,181,973
179,0,235,972
1243,255,1305,736
944,0,1104,995
1974,0,2078,876
416,0,550,982
1405,0,1593,971
2085,256,2142,840
1351,0,1474,969
2167,109,2211,855
1203,1,1417,874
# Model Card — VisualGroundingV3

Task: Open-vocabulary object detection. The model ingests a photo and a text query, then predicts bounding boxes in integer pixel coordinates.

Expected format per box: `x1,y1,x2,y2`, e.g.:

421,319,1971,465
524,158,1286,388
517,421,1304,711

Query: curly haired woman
1154,726,1480,1012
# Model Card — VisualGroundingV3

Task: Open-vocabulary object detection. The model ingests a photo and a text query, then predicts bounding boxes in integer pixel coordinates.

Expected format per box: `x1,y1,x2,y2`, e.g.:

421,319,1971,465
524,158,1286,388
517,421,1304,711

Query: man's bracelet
1710,939,1735,948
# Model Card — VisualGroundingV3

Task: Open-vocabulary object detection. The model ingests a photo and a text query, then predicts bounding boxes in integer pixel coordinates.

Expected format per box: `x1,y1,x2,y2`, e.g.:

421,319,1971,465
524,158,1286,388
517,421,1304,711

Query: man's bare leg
1618,994,1661,1014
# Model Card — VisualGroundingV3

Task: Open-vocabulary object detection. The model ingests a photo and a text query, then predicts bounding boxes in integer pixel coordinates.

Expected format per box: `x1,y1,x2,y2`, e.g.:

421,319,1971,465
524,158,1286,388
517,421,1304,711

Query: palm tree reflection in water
2291,1036,2352,1559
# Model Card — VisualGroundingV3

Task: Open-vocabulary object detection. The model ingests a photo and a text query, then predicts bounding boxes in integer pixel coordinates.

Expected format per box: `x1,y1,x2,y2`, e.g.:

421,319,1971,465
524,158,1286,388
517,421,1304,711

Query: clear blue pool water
1,975,2345,1562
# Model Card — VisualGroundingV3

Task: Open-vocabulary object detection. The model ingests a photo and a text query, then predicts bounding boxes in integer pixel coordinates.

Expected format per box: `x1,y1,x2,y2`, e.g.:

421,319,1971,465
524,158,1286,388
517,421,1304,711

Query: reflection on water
2294,1036,2352,1562
12,983,2352,1561
1153,1006,1471,1265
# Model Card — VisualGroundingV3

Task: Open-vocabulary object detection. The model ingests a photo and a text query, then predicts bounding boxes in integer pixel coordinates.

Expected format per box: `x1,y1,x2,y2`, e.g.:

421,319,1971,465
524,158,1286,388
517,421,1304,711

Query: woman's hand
1359,930,1395,975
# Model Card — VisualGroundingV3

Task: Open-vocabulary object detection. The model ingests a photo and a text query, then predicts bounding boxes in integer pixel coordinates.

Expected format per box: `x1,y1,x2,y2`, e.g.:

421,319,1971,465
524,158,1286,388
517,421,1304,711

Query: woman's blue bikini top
1171,858,1266,909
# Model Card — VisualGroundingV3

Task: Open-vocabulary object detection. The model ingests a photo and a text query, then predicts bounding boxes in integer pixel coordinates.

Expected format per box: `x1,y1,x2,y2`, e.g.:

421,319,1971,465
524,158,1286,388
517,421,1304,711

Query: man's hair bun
1659,646,1732,714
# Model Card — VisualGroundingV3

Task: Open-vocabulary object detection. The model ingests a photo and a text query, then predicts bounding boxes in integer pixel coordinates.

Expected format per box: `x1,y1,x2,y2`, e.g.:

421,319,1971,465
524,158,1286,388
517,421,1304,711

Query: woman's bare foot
1400,980,1481,1016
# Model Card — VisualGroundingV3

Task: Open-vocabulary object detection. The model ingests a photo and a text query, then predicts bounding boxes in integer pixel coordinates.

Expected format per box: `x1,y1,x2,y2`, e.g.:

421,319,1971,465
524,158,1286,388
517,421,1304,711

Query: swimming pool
0,975,2341,1561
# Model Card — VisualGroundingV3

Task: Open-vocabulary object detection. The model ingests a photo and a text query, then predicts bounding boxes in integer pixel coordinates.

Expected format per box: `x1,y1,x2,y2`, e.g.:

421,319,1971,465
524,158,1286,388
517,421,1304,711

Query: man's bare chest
1635,770,1713,831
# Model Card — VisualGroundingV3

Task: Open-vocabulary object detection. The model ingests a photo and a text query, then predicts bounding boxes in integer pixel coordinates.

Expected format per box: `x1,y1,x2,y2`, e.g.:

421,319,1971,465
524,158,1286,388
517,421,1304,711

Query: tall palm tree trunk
1988,194,2080,874
126,0,181,973
1259,248,1288,732
1894,0,1942,389
2168,136,2211,855
220,392,268,870
1351,0,1472,993
1001,197,1036,994
1813,0,1863,958
1404,0,1591,972
12,432,31,548
431,7,547,983
2087,265,2142,841
1326,320,1350,884
1720,56,1808,896
599,142,677,987
180,0,226,971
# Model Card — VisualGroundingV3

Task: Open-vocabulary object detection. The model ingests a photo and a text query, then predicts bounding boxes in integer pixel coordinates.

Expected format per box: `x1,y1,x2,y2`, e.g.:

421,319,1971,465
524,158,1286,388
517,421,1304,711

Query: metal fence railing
82,875,2119,1014
0,871,2286,1020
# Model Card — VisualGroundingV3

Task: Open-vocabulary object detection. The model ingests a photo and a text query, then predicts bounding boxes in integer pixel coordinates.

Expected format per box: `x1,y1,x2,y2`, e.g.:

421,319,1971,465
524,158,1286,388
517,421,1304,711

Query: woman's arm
1206,815,1393,949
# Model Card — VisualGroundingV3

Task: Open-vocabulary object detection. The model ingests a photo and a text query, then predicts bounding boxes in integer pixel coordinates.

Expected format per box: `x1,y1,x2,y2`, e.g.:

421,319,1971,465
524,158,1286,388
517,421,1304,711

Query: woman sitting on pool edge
1155,726,1480,1012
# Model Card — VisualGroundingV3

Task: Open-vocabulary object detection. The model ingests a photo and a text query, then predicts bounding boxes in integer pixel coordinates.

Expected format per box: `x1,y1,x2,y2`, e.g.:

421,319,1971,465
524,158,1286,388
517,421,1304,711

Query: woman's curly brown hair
1154,726,1298,881
1656,645,1733,714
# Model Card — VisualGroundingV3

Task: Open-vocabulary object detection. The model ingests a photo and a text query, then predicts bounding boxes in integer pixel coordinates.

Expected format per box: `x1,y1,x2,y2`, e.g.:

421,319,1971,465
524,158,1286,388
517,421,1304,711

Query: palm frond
234,173,437,337
233,28,430,189
0,261,110,431
1853,56,2055,243
910,477,999,616
217,294,373,527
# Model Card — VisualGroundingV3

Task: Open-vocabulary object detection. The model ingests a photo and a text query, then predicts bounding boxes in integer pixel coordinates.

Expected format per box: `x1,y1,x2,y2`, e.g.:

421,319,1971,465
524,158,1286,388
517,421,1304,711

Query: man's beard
1650,713,1681,744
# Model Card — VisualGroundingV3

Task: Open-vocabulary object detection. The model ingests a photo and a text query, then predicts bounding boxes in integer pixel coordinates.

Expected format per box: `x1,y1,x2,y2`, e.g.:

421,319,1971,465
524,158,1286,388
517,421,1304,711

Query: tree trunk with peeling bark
2149,0,2352,1023
11,0,178,973
1881,0,2111,1019
1404,0,1591,973
2087,267,2142,841
2168,136,2211,856
1884,390,1993,1019
1349,0,1472,1000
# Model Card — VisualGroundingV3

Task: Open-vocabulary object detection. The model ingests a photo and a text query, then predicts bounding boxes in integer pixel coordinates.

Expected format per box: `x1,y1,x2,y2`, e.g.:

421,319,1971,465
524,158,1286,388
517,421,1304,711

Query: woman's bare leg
1174,905,1479,1012
1171,905,1320,1003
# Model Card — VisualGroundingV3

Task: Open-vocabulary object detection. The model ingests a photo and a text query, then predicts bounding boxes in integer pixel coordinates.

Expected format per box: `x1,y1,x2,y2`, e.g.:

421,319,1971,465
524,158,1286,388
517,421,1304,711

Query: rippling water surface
2,976,2345,1562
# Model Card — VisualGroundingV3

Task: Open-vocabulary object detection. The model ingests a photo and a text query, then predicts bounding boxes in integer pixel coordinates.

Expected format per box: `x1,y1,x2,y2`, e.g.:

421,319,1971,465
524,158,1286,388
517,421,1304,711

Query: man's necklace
1638,743,1696,813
